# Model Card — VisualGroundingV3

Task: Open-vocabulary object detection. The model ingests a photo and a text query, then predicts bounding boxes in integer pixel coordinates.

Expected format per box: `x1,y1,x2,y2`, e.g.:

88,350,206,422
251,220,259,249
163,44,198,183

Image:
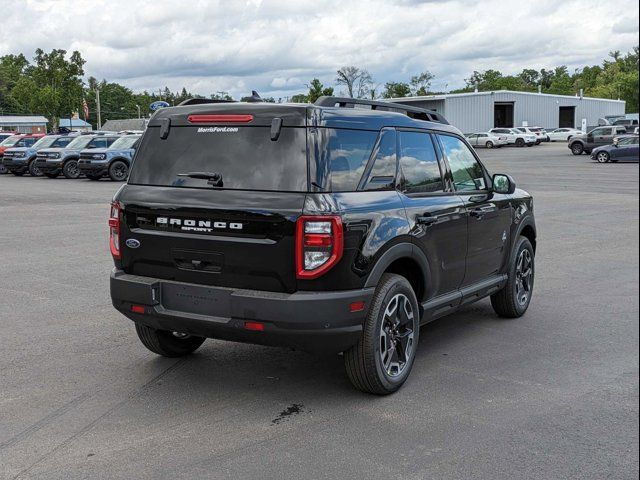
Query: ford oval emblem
126,238,141,249
150,101,170,111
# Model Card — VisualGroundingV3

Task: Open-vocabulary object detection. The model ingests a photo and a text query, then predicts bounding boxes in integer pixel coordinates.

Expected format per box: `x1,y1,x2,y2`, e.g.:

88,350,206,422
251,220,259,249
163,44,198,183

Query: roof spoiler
178,98,237,106
314,96,449,125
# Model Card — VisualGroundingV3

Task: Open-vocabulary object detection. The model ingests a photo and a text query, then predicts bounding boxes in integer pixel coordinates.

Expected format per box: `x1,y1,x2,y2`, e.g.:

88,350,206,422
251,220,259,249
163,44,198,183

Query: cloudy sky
1,0,638,99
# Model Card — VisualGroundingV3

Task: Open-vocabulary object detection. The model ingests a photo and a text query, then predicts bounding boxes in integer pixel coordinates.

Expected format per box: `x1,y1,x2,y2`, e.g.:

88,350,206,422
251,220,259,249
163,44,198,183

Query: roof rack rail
178,98,237,106
314,96,449,125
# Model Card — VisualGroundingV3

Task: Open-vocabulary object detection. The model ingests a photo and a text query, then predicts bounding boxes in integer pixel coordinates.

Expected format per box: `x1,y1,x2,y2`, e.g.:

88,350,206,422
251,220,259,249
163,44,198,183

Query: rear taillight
109,201,121,260
295,215,343,280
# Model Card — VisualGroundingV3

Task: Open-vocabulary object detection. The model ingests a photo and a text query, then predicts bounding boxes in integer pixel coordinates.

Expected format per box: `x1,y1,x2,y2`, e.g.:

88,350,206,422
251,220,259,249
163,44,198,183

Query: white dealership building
391,90,626,133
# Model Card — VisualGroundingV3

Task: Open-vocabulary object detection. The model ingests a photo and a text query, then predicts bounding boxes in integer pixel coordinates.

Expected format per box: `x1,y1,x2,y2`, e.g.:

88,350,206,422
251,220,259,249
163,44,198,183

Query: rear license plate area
161,282,231,317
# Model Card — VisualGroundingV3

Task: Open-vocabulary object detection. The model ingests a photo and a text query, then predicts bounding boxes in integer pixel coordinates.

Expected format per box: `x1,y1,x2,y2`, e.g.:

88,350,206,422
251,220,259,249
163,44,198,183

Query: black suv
110,97,537,394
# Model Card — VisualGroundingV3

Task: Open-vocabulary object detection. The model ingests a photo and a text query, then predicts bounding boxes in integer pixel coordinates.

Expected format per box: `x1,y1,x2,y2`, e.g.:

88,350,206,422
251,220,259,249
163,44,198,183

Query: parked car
0,134,46,175
516,127,546,144
0,134,25,174
612,118,639,133
547,128,583,142
489,128,536,147
465,132,508,148
568,125,628,155
36,134,121,179
109,96,537,394
2,135,74,177
591,135,639,163
78,134,141,181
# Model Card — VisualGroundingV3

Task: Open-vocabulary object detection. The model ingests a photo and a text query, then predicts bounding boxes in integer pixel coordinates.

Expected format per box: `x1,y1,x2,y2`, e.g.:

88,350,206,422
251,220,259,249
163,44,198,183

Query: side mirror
493,174,516,194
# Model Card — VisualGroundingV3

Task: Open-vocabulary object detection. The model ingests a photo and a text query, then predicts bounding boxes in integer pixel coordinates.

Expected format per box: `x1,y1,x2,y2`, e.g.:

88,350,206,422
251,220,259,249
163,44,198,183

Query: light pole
95,88,102,129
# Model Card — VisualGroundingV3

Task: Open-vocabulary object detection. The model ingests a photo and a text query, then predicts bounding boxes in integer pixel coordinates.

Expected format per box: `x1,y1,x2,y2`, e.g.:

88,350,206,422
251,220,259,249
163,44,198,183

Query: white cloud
1,0,637,99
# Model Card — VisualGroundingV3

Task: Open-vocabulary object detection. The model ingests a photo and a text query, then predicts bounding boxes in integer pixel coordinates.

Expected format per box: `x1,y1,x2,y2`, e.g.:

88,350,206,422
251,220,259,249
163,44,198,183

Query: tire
344,273,420,395
62,159,80,179
570,142,584,155
595,151,610,163
535,140,541,145
86,174,102,181
44,172,59,179
135,323,205,357
109,160,129,181
491,236,535,318
515,138,525,147
0,163,7,175
485,141,494,149
28,158,41,177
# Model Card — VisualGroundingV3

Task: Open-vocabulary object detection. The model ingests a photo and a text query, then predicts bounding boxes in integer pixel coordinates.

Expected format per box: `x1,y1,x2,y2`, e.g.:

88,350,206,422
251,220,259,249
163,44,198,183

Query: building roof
0,115,49,125
102,118,148,132
389,90,626,104
59,118,92,127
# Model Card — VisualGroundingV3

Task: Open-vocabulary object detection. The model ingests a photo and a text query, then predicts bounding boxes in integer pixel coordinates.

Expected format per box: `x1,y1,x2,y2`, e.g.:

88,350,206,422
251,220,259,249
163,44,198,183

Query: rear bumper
110,269,374,353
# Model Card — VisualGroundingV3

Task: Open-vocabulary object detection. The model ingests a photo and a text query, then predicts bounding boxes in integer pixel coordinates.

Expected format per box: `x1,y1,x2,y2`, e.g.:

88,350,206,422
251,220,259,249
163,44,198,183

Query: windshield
129,126,308,191
65,136,94,150
109,136,140,150
1,135,22,147
32,136,60,149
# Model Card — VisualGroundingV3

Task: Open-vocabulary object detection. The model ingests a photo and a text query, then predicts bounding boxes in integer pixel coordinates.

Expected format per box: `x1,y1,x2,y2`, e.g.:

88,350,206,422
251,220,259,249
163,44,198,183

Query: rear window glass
128,126,308,191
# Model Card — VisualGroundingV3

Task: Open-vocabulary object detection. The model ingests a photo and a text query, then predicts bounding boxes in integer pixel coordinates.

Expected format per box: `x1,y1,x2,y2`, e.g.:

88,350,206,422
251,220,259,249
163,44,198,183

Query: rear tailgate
117,186,305,293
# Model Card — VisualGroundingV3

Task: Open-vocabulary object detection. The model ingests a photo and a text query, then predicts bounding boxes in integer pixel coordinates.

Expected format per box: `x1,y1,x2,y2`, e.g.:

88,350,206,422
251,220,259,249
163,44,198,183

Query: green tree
307,78,333,103
547,66,573,95
410,71,434,96
382,81,411,98
0,54,30,113
27,49,85,127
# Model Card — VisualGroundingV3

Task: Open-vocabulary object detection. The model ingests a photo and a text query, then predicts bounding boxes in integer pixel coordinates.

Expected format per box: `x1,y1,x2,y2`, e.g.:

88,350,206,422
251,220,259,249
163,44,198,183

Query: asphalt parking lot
1,142,638,480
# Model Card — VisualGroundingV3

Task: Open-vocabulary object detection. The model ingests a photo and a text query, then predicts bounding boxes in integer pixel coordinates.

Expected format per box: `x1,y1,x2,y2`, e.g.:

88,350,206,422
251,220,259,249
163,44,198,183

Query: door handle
469,206,497,219
416,214,438,226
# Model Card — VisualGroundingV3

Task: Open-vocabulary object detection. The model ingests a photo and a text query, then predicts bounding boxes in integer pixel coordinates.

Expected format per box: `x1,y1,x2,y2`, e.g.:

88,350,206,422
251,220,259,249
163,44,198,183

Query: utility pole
95,88,102,129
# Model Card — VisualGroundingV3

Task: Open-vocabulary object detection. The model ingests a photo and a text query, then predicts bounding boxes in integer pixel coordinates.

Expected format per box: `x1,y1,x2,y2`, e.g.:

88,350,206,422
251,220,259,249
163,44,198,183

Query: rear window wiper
177,171,223,187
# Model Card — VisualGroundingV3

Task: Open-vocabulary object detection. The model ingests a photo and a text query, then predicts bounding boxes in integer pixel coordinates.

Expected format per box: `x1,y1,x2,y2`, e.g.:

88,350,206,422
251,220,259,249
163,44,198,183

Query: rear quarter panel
298,191,411,291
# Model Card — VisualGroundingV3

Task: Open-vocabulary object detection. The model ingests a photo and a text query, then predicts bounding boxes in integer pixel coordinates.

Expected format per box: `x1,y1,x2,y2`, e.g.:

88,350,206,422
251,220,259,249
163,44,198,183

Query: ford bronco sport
110,97,537,394
36,133,120,179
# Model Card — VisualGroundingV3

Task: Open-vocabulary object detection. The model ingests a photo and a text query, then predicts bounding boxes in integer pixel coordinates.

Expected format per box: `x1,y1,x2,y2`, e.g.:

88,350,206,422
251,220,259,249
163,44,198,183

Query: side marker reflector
349,301,366,313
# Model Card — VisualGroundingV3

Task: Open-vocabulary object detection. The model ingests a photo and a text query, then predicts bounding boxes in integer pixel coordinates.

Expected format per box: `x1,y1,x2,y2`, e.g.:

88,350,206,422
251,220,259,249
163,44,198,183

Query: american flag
82,98,89,120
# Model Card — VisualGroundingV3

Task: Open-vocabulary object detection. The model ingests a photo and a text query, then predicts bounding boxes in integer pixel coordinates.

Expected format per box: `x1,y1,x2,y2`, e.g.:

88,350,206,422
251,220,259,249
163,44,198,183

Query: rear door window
398,131,443,194
129,126,308,191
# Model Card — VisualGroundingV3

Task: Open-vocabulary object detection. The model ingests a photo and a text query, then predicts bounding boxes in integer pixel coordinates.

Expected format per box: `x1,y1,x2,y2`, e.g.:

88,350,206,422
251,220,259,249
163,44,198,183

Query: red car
0,134,45,174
